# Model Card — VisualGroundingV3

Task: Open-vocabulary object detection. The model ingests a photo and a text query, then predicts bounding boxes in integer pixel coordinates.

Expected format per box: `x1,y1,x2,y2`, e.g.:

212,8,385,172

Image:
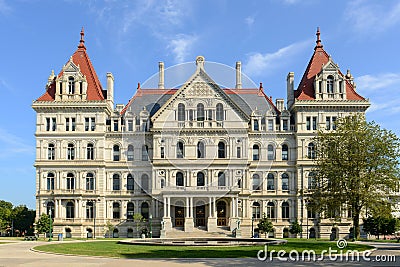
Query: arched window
218,141,226,158
267,173,275,190
68,76,75,94
127,174,134,191
178,103,185,121
142,145,148,161
141,174,149,191
48,143,55,160
66,173,75,190
141,202,149,219
282,173,289,191
282,202,290,219
197,172,205,186
327,75,334,95
87,143,94,160
86,202,94,219
267,144,275,160
197,141,205,158
176,141,184,158
308,172,316,190
67,143,75,160
307,143,316,159
267,202,275,218
253,144,260,160
127,202,134,220
86,173,95,191
113,145,120,161
254,120,259,131
216,103,224,121
176,172,184,186
47,173,55,190
197,103,205,121
46,201,55,217
252,174,261,190
282,144,288,161
112,202,120,219
127,145,134,161
252,202,261,219
66,201,75,218
112,174,120,191
218,172,226,187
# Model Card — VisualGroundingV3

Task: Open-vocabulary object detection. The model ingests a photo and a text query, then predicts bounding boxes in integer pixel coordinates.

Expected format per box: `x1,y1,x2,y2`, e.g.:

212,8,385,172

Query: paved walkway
0,240,399,267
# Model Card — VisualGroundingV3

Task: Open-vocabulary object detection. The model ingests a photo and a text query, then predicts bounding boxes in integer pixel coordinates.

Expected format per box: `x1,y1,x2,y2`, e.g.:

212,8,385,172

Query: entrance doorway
217,201,227,226
175,206,184,227
195,205,206,226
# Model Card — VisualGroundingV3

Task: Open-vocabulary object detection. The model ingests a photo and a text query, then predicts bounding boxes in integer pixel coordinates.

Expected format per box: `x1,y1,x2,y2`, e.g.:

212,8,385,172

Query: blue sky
1,0,400,209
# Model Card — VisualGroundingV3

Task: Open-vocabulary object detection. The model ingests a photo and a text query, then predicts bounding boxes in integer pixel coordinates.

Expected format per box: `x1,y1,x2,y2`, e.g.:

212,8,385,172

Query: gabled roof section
36,28,104,101
294,28,365,101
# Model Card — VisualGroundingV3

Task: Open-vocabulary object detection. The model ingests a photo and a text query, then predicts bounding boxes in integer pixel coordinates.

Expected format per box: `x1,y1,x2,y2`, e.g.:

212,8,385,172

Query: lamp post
93,201,96,239
149,214,152,238
251,216,254,238
49,209,52,241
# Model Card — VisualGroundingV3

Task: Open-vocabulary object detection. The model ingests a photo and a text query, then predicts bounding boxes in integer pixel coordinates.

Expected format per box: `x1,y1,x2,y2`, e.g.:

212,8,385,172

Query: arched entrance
195,203,206,227
309,228,316,239
217,201,227,226
86,228,93,238
65,228,72,238
174,202,184,227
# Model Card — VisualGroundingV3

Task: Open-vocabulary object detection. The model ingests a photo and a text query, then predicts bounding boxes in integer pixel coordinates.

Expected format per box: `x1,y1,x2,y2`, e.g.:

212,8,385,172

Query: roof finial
315,27,323,50
78,27,86,49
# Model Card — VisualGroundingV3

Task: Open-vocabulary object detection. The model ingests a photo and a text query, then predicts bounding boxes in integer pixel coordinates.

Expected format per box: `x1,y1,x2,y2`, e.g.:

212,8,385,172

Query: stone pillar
184,197,194,232
207,197,217,232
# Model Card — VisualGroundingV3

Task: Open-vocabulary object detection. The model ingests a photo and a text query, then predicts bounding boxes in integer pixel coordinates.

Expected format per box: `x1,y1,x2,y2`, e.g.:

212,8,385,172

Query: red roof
37,28,104,101
295,28,365,101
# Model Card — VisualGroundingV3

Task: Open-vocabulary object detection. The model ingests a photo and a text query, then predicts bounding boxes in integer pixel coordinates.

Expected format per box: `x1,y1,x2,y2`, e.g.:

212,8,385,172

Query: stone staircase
166,226,233,238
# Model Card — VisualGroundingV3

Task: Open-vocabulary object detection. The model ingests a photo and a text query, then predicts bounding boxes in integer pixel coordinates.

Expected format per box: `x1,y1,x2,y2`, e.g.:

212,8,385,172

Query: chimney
286,72,294,108
235,61,242,89
158,62,164,89
107,72,114,105
276,99,284,112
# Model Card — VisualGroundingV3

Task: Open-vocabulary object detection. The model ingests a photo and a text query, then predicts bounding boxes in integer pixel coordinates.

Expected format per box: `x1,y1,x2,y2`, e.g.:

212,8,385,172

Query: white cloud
0,77,13,92
168,34,198,63
243,39,311,76
356,73,400,91
345,0,400,34
0,128,34,157
245,16,255,27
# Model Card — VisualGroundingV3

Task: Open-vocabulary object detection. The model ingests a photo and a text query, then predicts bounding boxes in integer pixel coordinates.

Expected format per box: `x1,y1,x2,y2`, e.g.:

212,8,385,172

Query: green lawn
34,239,374,259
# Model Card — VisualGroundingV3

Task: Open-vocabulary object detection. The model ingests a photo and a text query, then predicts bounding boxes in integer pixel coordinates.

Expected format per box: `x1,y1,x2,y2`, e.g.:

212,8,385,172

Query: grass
34,239,374,259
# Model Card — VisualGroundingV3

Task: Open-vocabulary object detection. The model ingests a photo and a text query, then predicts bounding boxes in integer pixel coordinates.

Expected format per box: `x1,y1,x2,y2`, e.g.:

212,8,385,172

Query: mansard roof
37,28,105,101
294,28,366,101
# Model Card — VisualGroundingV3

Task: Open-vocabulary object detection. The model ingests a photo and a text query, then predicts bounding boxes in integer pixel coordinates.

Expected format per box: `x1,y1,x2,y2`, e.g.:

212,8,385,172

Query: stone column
184,197,194,232
207,196,217,232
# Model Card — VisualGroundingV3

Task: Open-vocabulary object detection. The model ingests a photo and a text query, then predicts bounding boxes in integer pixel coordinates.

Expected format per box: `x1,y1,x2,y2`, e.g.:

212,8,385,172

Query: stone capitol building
32,28,370,239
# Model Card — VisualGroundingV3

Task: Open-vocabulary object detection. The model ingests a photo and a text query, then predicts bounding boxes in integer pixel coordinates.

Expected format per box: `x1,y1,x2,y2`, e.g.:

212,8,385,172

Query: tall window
236,147,241,158
160,147,165,158
141,202,149,219
312,117,317,130
84,117,96,131
197,103,205,121
67,143,75,160
127,145,134,161
216,103,224,121
47,173,55,190
87,143,94,160
112,174,120,191
308,172,316,190
267,202,275,218
176,141,184,158
66,173,75,190
307,143,316,159
197,141,205,158
176,172,184,186
218,141,226,158
268,119,273,131
327,75,334,95
127,174,134,191
197,172,205,186
46,117,56,131
86,173,95,190
306,116,311,130
113,145,120,161
127,202,134,220
48,143,55,160
281,173,289,191
178,103,185,121
113,202,120,219
113,119,119,131
253,144,260,160
282,144,288,160
142,145,148,161
86,202,94,219
267,145,275,160
141,174,149,191
252,202,261,219
282,202,290,219
267,173,275,190
252,174,261,190
46,201,55,216
66,201,75,218
68,76,75,94
218,172,226,187
253,120,259,131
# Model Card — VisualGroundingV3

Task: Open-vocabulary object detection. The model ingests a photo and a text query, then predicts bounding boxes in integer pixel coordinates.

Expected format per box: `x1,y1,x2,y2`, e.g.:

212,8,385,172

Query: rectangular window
268,119,273,131
71,118,76,131
282,120,288,131
52,118,56,131
85,118,89,131
65,118,69,131
207,110,213,120
236,147,241,158
326,116,331,130
85,117,96,131
161,147,165,159
46,118,50,131
91,118,95,131
306,117,311,130
332,117,337,130
128,120,133,131
189,110,194,121
312,116,317,130
113,120,118,131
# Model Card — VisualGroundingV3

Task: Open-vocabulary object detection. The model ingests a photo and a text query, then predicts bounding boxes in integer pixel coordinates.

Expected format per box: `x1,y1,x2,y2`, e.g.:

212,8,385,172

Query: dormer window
197,103,205,121
327,75,334,97
68,76,75,94
178,103,185,121
253,120,259,131
216,103,224,121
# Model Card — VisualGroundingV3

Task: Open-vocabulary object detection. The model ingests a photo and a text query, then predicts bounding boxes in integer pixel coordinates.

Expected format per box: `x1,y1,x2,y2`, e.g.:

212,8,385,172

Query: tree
36,213,51,235
105,220,114,238
133,213,145,237
11,205,35,236
257,213,274,238
363,216,400,239
289,219,302,237
0,200,13,233
310,114,400,239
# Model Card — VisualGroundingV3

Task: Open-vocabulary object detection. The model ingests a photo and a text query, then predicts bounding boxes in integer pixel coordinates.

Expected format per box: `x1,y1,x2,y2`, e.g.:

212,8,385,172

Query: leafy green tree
105,220,114,238
310,114,400,239
36,213,51,235
0,200,13,233
289,219,302,237
257,213,274,238
133,213,145,237
11,205,35,236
